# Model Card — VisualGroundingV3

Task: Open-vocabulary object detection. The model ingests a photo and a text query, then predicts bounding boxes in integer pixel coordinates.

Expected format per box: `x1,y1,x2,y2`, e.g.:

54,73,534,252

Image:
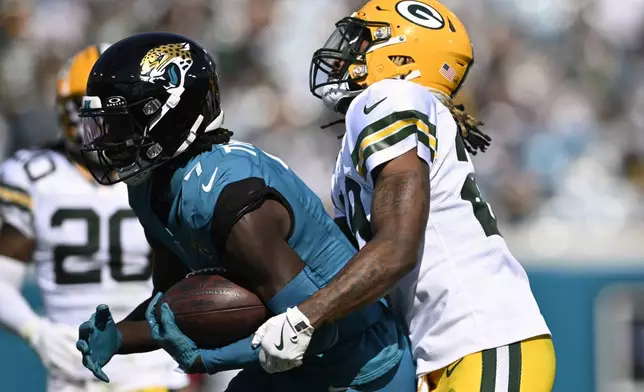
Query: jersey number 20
51,208,152,285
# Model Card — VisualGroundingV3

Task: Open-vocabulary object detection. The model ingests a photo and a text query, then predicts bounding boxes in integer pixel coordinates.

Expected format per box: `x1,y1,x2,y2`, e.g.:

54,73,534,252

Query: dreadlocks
185,127,234,155
160,127,234,175
431,92,491,155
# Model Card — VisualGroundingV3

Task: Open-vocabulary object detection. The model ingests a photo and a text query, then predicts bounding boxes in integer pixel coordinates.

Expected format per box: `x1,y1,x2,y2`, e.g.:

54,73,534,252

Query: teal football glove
76,305,123,383
145,292,201,372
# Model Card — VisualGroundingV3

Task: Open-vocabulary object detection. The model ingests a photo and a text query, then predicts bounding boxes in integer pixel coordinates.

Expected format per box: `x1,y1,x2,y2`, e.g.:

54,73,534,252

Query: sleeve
0,158,35,238
200,335,260,373
189,155,292,252
345,79,438,180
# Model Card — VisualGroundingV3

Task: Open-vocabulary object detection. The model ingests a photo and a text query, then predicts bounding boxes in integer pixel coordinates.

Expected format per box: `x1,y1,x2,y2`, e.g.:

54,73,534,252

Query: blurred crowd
1,0,644,232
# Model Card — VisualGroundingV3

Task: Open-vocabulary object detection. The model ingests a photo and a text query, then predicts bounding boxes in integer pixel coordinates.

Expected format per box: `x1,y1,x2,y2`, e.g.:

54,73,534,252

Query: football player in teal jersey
74,32,415,392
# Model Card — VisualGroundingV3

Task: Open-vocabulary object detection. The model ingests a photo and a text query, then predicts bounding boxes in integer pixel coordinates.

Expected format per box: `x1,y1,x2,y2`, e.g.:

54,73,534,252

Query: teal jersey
128,141,408,387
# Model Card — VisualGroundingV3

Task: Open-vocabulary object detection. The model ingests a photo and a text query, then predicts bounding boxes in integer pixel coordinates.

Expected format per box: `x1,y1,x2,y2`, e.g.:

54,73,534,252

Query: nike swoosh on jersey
363,97,387,115
201,167,219,192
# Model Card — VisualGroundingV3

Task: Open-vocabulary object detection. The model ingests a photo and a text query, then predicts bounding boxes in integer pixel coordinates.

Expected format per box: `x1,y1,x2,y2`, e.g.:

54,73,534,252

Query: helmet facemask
310,17,391,113
80,91,222,186
79,95,176,186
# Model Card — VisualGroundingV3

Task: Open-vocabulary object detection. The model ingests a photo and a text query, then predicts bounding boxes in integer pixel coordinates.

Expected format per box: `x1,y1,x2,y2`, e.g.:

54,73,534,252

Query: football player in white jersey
251,1,556,391
0,44,190,392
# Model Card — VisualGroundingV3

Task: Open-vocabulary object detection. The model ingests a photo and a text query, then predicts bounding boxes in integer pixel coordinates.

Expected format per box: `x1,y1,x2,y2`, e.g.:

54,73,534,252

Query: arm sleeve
0,158,35,238
200,335,260,373
345,79,438,181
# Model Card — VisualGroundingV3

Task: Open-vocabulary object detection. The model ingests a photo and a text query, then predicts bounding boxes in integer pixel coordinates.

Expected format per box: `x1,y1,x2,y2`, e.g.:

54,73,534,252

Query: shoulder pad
5,149,60,185
0,151,38,232
344,79,439,178
346,79,437,130
0,151,35,196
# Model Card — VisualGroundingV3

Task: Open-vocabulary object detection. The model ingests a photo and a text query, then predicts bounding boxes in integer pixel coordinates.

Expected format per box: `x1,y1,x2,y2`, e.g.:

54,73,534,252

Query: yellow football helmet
310,0,473,112
56,43,110,158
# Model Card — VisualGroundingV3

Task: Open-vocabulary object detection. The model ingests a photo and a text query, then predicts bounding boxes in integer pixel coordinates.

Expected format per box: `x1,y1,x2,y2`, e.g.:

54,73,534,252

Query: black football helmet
79,32,224,185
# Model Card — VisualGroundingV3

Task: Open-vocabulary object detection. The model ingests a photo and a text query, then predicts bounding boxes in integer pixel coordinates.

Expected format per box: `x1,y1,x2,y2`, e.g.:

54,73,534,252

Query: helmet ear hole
389,56,415,66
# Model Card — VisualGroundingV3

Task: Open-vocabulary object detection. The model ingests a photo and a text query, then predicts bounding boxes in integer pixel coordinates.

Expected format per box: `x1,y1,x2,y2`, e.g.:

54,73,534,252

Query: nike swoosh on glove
251,307,314,374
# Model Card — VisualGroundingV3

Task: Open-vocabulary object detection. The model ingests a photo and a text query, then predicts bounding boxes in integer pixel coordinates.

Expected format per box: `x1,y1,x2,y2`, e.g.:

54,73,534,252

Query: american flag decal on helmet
440,62,456,82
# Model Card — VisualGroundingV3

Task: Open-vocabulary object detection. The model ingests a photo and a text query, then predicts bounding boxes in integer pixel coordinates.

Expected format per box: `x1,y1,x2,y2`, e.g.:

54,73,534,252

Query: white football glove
251,307,314,374
22,317,82,376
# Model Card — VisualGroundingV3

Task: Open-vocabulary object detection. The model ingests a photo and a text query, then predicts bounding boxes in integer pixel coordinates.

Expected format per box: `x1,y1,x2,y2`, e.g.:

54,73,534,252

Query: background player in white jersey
0,44,189,392
251,1,556,391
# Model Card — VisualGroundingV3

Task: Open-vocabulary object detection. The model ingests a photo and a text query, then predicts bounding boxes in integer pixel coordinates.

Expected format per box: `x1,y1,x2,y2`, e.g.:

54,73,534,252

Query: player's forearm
116,320,159,354
0,280,39,338
301,168,429,328
299,235,418,328
0,255,39,338
116,296,158,354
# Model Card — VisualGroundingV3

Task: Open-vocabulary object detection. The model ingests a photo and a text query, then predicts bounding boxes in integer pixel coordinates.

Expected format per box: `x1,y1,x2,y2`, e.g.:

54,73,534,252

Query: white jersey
0,148,188,390
331,79,550,376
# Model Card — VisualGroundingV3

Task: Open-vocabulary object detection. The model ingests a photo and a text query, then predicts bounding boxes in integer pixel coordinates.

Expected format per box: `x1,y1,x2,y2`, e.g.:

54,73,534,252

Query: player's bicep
216,185,304,302
370,149,430,250
225,202,304,298
146,232,189,293
224,199,293,265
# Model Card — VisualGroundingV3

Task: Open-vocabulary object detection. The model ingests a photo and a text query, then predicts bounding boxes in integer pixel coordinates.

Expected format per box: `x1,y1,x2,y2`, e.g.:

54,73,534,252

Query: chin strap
320,118,346,140
320,118,346,130
171,110,225,158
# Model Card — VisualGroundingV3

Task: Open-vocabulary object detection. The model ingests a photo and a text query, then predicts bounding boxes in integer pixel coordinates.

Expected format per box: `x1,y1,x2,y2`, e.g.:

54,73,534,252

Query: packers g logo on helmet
396,0,445,30
310,0,473,112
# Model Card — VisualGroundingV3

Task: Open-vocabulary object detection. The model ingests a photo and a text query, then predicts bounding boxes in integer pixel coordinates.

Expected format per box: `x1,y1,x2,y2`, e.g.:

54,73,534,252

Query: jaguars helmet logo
140,43,193,90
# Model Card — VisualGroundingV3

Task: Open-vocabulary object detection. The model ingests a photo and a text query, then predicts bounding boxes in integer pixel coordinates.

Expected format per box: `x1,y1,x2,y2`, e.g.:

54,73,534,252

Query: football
158,273,268,349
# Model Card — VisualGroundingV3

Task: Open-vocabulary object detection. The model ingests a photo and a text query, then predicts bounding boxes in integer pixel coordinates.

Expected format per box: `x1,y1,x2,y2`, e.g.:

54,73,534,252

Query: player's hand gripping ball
146,292,202,372
148,273,269,372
